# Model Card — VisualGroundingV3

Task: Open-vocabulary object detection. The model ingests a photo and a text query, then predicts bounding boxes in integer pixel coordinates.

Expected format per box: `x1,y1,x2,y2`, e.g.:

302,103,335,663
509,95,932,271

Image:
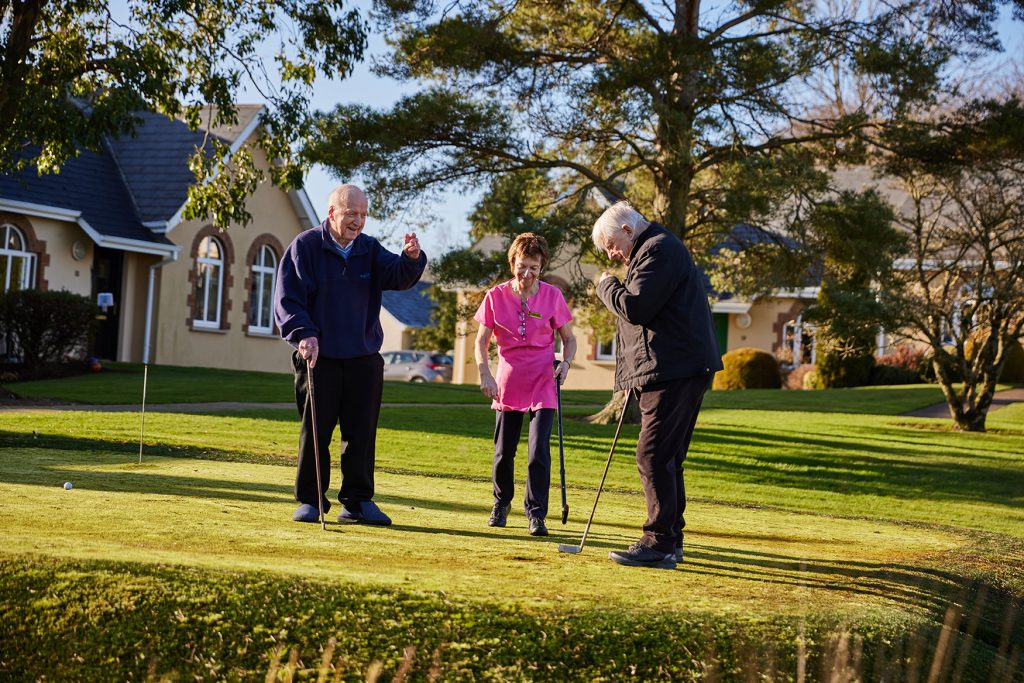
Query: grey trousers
492,409,555,520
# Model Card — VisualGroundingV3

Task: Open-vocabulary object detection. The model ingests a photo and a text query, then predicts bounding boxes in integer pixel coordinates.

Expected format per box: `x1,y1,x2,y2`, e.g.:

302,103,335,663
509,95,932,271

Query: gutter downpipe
143,254,177,364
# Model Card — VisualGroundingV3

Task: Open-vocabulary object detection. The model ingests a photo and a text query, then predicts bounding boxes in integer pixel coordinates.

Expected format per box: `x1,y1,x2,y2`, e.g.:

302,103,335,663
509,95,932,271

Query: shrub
802,369,819,390
0,290,97,378
784,363,815,390
869,364,921,385
815,349,874,388
713,347,781,390
877,344,927,375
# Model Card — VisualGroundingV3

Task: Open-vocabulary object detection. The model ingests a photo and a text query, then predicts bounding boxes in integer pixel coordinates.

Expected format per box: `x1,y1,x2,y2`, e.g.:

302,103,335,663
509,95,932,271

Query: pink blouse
474,280,573,411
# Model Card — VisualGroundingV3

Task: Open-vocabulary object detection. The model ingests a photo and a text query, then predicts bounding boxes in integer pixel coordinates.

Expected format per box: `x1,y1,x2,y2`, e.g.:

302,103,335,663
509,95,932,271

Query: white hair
591,201,649,250
328,183,366,210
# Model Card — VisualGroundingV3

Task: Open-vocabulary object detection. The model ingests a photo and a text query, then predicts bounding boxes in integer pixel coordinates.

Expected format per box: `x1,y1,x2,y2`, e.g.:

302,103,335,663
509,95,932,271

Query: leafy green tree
409,286,458,353
306,0,1015,243
1,0,366,228
877,97,1024,431
803,190,903,388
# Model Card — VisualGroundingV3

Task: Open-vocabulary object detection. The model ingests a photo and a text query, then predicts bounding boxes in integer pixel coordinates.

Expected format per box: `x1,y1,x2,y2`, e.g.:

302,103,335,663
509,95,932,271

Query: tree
877,97,1024,431
307,1,1020,238
303,1,1016,413
1,0,367,228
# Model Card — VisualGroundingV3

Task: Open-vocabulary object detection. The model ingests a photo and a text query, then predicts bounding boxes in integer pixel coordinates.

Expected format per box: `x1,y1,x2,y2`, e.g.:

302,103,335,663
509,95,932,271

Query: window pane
260,270,273,328
7,226,24,251
249,273,261,327
9,256,25,292
0,254,8,292
207,264,221,323
200,236,222,260
196,264,210,320
259,245,276,268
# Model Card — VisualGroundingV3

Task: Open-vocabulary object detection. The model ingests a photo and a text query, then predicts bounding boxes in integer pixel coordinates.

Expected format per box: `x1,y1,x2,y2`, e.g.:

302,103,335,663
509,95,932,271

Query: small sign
97,292,114,310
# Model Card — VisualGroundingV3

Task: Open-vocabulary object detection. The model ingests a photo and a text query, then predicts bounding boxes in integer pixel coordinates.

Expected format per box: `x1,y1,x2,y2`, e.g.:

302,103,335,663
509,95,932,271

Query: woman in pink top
474,233,577,537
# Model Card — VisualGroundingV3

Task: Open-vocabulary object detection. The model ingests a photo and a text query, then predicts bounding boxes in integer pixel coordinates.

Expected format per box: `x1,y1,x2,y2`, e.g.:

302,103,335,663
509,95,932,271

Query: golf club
554,360,569,525
557,388,635,554
306,358,326,531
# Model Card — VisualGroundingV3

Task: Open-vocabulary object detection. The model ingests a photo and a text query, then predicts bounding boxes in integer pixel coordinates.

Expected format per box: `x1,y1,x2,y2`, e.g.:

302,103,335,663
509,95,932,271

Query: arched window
248,244,277,333
194,236,224,327
0,223,36,292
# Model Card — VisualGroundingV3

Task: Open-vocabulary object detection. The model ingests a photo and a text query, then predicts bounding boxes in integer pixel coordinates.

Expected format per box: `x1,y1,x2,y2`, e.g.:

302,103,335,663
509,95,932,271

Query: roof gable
382,281,435,328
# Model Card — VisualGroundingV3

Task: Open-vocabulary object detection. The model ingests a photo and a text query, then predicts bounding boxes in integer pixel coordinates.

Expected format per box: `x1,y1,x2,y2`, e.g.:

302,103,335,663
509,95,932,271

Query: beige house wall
119,253,159,362
726,298,806,355
380,310,413,352
153,150,309,372
28,216,93,296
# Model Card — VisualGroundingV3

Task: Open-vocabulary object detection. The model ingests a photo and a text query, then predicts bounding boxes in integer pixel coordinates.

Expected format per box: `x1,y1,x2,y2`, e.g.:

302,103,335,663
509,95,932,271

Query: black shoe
528,517,548,536
674,546,683,563
488,503,510,527
608,542,676,569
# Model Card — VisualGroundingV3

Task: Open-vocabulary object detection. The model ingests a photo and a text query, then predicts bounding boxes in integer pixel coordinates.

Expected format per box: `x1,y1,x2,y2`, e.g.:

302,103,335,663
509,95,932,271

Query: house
0,107,432,373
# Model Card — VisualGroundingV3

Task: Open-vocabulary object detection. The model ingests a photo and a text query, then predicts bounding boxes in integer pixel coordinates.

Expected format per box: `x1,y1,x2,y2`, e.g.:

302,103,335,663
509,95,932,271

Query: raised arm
596,245,679,326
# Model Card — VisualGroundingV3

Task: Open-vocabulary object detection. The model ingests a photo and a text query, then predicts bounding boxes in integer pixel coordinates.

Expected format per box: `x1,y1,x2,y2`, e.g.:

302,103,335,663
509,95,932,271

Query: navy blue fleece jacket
274,220,427,359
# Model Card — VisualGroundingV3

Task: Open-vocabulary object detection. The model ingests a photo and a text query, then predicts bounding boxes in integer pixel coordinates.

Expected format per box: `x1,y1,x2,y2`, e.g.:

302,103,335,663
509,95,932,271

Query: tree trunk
585,389,641,425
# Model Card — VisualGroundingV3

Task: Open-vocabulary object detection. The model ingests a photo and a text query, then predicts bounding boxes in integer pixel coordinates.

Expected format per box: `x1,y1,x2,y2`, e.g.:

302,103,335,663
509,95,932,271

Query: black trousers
635,374,711,552
492,409,555,520
292,351,384,508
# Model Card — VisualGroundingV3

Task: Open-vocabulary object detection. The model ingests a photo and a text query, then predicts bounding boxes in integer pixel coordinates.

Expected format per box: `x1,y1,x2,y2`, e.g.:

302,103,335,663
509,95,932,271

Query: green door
713,313,729,357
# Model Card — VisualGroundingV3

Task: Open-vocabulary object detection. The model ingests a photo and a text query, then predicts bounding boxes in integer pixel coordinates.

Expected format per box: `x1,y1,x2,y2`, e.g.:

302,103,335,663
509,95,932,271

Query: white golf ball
63,481,73,490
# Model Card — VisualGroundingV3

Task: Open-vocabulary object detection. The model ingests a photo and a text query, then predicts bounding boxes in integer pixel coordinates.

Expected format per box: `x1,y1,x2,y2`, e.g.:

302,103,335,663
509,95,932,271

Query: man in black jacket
594,201,723,569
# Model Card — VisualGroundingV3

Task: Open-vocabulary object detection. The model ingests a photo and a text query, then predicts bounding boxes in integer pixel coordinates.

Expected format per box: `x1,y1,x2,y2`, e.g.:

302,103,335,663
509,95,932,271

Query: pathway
901,387,1024,418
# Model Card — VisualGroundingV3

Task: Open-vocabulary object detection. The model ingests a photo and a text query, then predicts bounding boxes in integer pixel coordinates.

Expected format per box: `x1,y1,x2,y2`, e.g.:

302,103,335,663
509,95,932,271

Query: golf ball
63,481,73,490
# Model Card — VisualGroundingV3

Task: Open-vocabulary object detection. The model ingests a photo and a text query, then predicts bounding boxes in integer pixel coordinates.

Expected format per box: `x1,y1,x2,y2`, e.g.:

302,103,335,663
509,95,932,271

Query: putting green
2,446,971,620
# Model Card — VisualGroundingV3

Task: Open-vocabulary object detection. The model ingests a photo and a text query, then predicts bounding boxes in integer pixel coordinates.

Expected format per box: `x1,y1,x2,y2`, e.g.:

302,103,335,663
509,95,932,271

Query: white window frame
783,314,817,365
595,337,616,361
0,224,36,292
248,244,277,334
194,236,224,329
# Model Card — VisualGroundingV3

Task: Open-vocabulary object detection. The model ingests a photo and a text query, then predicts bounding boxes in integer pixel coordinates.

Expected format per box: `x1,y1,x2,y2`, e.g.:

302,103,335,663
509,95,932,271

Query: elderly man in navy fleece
275,184,426,526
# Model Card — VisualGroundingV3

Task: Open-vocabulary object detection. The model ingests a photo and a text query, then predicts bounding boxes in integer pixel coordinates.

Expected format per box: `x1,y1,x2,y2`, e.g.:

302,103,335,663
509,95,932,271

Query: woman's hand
480,373,498,399
554,360,570,385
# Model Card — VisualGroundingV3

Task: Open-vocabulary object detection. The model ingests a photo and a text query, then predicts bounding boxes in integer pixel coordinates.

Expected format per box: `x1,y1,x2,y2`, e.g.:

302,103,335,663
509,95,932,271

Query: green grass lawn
3,362,612,405
1,372,1022,680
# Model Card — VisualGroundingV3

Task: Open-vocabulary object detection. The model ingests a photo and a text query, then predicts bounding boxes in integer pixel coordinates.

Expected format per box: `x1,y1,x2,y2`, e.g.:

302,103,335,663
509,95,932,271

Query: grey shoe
674,546,683,562
488,503,510,527
528,517,548,536
608,542,676,569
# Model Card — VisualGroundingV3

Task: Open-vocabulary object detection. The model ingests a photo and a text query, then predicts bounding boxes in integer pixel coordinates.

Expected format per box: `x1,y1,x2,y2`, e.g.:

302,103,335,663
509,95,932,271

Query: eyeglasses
517,299,528,337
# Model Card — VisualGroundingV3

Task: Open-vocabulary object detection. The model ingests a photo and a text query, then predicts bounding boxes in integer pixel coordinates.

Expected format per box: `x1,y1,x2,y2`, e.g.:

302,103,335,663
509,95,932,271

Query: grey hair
328,183,366,210
592,201,649,250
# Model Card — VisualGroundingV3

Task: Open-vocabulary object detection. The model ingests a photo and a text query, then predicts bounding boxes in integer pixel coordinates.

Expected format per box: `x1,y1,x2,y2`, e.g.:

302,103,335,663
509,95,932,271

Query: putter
554,360,569,525
557,389,634,554
306,358,326,531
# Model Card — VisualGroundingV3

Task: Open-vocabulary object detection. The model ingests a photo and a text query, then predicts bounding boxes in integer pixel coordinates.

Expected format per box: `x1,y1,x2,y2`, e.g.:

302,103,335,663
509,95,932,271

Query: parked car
381,350,452,383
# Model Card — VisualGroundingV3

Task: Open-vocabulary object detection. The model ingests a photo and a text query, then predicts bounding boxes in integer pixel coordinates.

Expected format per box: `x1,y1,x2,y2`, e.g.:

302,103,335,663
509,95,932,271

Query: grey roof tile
381,281,435,328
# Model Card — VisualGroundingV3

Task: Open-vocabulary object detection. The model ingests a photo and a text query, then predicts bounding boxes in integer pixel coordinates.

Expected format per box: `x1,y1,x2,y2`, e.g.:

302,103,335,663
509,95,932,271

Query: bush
784,363,815,390
815,349,874,388
802,369,819,390
877,344,927,375
869,364,921,385
0,289,97,378
713,347,781,390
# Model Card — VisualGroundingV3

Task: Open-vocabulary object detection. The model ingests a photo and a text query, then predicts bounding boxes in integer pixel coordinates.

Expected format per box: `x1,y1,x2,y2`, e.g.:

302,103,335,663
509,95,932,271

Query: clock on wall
71,240,88,261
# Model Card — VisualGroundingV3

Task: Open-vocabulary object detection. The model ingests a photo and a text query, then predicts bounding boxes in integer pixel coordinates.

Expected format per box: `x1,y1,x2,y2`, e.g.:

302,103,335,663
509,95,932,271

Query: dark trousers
635,374,710,552
493,409,555,519
292,351,384,508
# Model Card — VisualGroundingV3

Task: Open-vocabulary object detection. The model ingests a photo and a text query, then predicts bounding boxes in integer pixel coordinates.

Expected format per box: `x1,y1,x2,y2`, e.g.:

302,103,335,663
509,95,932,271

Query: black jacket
596,222,723,391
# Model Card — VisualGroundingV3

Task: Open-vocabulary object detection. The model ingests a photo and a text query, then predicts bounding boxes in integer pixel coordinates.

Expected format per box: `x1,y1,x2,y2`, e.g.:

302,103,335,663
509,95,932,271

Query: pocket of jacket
641,328,653,362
